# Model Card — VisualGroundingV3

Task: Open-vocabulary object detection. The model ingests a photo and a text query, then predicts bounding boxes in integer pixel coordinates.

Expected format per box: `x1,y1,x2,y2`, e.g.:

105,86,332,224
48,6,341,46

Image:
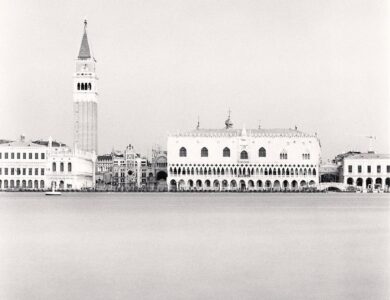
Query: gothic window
179,147,187,157
259,147,266,157
240,151,248,160
223,147,230,157
201,147,208,157
280,151,287,160
88,83,92,90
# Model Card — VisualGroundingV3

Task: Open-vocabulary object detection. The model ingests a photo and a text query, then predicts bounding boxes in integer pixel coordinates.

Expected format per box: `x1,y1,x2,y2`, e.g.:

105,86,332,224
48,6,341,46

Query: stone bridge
318,182,347,192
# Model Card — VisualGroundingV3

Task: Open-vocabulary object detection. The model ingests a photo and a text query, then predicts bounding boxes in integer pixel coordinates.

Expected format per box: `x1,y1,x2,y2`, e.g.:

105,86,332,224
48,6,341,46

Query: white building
167,117,321,191
0,136,95,191
341,153,390,191
73,20,98,154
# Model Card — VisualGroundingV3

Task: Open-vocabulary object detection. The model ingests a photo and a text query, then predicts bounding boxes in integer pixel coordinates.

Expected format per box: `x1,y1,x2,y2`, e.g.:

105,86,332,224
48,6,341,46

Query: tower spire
78,19,91,59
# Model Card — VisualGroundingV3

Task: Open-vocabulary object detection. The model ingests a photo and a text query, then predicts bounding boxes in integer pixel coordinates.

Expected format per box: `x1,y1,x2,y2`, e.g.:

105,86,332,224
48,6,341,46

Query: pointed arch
201,147,208,157
240,150,248,160
179,147,187,157
259,147,266,157
223,147,230,157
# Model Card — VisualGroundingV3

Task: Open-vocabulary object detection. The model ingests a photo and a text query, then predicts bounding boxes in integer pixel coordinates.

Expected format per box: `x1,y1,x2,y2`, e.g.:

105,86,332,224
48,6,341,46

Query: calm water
0,192,389,300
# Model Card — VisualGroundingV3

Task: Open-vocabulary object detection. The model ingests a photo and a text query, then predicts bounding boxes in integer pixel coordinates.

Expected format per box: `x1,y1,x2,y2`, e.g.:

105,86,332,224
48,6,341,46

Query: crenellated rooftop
169,128,317,138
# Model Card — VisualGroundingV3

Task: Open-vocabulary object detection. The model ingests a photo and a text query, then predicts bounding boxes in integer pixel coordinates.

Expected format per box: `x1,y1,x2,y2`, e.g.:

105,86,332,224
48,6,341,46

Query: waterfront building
341,152,390,191
167,116,321,191
96,153,113,187
148,147,168,191
0,136,95,190
96,145,151,190
0,137,48,190
73,20,98,154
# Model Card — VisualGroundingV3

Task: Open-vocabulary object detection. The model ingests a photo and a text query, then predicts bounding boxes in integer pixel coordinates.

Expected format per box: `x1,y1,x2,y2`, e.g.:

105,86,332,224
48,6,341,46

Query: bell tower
73,19,98,154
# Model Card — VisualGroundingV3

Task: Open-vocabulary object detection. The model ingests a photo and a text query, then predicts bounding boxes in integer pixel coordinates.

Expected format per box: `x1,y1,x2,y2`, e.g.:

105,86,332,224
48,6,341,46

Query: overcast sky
0,0,388,160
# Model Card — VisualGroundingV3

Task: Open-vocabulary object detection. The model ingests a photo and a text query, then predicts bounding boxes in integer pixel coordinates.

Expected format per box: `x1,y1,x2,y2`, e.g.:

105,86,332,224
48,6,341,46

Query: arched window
259,147,266,157
240,151,248,159
77,83,80,90
88,83,92,90
60,162,64,172
201,147,208,157
223,147,230,157
68,162,72,172
280,151,287,160
179,147,187,157
52,162,56,172
81,83,85,90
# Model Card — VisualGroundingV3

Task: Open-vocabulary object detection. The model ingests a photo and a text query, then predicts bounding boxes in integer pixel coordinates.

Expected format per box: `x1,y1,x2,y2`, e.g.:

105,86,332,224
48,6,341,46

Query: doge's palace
167,115,321,191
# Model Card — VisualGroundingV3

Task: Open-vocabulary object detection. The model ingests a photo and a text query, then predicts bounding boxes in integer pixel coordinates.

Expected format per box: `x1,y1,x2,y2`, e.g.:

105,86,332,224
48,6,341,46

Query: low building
0,136,95,191
341,152,390,191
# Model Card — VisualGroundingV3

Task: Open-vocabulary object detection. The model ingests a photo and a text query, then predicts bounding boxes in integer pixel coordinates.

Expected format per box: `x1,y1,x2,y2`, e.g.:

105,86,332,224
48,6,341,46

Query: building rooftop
345,153,390,160
32,140,67,147
0,137,67,148
170,127,316,138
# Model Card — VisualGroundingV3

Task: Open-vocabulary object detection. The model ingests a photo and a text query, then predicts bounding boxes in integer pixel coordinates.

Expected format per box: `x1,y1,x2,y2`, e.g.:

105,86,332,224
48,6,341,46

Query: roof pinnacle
225,108,233,129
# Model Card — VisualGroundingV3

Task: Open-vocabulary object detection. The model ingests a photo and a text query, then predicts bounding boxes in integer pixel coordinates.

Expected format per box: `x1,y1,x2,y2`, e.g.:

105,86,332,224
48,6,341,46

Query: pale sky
0,0,389,160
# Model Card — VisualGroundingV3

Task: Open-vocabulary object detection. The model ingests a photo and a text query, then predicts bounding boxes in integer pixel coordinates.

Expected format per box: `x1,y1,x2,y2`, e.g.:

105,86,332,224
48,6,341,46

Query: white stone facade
167,127,321,191
0,137,95,191
341,153,390,191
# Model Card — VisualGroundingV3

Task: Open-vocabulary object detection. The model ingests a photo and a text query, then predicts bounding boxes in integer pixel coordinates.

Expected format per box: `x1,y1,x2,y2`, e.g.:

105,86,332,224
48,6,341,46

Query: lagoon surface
0,192,389,300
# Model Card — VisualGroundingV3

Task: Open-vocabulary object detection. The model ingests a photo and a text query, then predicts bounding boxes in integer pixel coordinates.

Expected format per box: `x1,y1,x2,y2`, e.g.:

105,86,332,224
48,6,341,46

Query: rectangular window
387,165,390,173
23,168,26,175
23,153,26,159
377,165,381,173
5,168,8,175
17,153,20,159
11,153,14,159
367,166,371,173
358,165,362,173
28,168,32,175
35,153,38,159
0,168,2,175
41,168,45,175
35,168,38,175
348,165,352,173
5,153,8,159
11,168,14,175
29,153,32,159
0,153,2,159
41,153,45,159
17,168,21,175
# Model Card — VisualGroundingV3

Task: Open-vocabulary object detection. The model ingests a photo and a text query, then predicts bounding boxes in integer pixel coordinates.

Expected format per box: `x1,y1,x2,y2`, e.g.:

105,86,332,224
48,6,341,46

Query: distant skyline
0,0,389,160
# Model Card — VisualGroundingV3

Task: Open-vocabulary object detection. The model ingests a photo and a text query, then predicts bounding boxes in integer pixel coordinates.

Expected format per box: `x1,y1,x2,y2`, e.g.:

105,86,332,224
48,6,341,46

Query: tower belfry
73,19,98,154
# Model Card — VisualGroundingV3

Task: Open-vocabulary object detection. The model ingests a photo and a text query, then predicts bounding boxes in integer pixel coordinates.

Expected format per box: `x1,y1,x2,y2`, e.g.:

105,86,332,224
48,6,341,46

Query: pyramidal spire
78,19,91,59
